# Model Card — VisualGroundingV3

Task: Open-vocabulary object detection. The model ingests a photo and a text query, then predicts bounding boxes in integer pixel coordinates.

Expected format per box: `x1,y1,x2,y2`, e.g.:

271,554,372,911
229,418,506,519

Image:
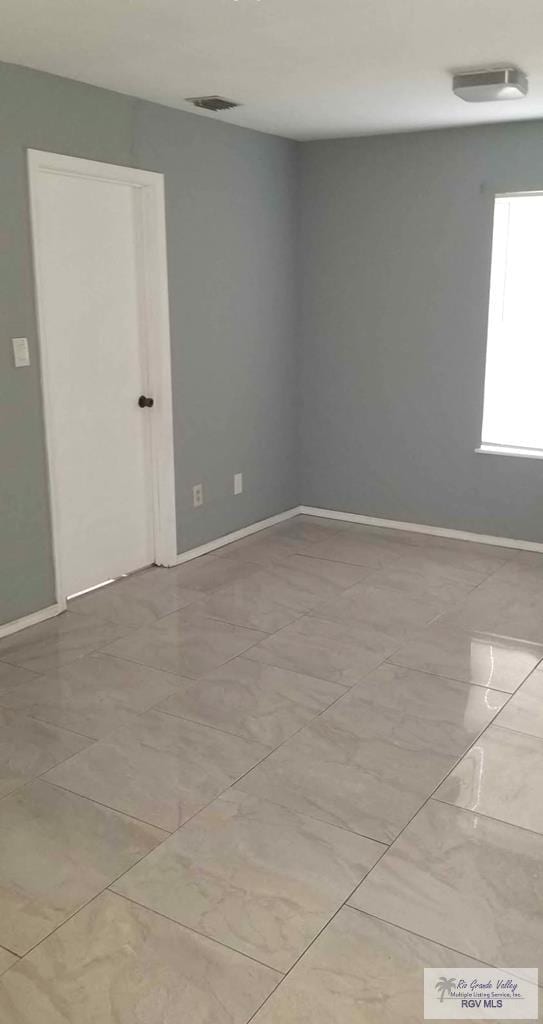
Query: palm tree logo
435,977,457,1003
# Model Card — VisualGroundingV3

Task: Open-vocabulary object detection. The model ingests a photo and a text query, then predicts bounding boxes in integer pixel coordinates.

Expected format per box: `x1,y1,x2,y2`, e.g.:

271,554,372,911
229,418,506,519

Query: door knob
138,395,154,408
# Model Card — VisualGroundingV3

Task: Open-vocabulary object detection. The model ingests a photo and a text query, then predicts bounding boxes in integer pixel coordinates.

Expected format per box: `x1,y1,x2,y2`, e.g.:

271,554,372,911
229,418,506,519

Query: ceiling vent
452,67,528,103
186,96,240,112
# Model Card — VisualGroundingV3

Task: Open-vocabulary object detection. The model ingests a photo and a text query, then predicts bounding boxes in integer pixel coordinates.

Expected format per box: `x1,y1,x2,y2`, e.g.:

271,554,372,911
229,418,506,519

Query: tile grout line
0,658,42,677
227,640,534,842
345,905,543,983
344,655,543,872
483,719,543,741
108,889,285,976
6,824,174,962
2,601,393,848
30,773,172,835
2,541,394,976
2,559,538,793
9,632,537,974
431,792,543,840
382,659,515,694
244,652,543,1019
39,570,542,851
3,601,303,969
0,943,20,959
0,705,110,744
1,525,542,1005
244,850,395,1022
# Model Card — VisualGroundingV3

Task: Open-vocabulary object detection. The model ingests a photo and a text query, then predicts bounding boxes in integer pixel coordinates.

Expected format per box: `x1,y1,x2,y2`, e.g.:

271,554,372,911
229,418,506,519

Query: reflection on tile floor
435,724,543,834
0,515,542,1021
350,799,543,977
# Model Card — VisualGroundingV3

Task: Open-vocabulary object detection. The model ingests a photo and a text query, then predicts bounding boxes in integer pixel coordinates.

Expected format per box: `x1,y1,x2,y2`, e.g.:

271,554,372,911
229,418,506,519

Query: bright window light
480,193,543,455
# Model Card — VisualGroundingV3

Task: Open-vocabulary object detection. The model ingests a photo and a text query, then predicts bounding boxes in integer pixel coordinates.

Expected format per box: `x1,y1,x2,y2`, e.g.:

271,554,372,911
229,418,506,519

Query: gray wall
133,102,298,552
0,61,299,626
299,122,543,542
5,58,543,628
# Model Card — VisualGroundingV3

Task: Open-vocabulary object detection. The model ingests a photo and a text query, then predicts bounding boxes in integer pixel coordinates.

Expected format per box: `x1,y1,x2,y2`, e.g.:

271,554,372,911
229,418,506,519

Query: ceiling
2,0,543,140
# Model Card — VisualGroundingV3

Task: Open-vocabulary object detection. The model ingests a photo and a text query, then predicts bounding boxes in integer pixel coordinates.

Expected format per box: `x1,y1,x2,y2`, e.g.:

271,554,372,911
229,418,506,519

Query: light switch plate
12,338,30,367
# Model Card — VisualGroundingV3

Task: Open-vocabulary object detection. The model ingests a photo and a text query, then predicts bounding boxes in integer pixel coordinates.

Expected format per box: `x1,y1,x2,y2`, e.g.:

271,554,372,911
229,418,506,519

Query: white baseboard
0,602,63,641
4,502,538,639
170,507,300,565
0,509,298,637
299,505,543,554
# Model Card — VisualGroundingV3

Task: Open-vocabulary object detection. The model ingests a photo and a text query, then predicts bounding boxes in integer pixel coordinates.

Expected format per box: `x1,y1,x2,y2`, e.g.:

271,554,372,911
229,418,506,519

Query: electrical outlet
234,472,243,495
192,483,204,508
12,337,30,367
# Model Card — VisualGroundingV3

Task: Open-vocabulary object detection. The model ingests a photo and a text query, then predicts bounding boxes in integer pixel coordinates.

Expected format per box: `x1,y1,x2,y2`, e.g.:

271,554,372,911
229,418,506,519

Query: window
479,193,543,457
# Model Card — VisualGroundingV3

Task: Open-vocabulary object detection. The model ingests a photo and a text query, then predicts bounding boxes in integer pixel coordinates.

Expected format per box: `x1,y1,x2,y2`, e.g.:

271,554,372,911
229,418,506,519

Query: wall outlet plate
192,483,204,508
234,472,243,495
12,337,30,367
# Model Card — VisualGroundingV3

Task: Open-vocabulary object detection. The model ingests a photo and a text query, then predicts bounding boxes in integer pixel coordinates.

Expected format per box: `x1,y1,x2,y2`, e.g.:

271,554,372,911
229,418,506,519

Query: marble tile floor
0,515,542,1021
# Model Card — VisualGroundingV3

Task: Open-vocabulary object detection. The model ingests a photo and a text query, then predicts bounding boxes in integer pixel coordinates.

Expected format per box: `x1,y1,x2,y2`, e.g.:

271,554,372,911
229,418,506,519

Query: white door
31,162,164,597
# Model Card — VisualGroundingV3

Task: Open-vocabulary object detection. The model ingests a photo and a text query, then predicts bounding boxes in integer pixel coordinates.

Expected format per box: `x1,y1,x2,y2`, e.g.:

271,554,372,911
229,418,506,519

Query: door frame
28,149,178,609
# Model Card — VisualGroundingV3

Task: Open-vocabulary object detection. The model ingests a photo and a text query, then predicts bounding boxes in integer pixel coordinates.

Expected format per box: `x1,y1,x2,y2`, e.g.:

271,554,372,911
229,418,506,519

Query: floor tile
251,907,488,1024
192,572,305,632
192,556,369,635
157,656,345,747
101,609,266,678
436,725,543,834
144,554,262,593
338,521,426,546
0,708,91,797
307,532,406,568
263,554,370,596
0,662,38,692
0,891,279,1023
237,666,505,843
264,516,345,545
331,663,507,758
402,534,514,561
440,578,543,644
389,623,543,692
236,712,453,843
0,653,189,739
392,541,508,586
44,710,269,830
246,614,396,686
491,549,543,591
114,790,383,971
495,668,543,738
237,665,501,845
0,949,17,976
315,583,443,640
351,799,543,974
362,564,476,608
3,515,542,1020
219,531,320,565
0,612,126,674
0,781,164,955
68,571,199,626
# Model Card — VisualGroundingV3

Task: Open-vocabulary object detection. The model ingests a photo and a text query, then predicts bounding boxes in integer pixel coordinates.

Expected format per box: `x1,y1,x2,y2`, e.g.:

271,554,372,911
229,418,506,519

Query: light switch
12,338,30,367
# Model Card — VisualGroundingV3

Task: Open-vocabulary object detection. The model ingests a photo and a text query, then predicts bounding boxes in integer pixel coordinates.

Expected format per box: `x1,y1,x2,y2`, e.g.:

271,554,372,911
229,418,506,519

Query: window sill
475,444,543,461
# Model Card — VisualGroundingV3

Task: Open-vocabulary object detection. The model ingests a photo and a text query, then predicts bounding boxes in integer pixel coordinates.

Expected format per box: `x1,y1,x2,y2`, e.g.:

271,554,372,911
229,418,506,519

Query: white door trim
28,149,178,609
